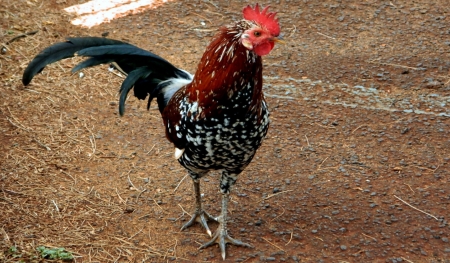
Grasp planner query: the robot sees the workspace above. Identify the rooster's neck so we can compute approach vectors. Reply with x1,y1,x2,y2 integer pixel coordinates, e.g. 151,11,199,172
185,21,264,117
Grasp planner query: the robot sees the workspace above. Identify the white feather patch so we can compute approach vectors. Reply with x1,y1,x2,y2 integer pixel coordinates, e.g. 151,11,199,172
174,148,185,159
159,69,193,104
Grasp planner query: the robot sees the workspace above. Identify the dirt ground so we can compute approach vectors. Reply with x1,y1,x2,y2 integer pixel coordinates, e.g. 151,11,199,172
1,0,450,262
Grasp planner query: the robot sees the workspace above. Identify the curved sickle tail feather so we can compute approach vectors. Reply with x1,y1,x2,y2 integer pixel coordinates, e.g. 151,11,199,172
22,37,192,115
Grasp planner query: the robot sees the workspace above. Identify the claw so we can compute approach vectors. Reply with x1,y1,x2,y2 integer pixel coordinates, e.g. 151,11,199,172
183,176,252,259
180,179,218,236
200,228,252,260
181,210,217,237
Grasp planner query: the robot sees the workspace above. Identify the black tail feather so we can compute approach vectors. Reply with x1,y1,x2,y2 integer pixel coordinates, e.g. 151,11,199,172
72,57,113,73
22,37,127,85
22,37,192,114
119,67,151,116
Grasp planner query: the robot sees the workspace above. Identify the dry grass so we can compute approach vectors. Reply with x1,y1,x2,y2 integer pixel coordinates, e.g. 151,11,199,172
1,48,201,262
0,2,201,261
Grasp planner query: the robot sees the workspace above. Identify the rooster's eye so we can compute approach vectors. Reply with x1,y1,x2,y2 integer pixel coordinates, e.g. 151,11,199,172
254,31,261,37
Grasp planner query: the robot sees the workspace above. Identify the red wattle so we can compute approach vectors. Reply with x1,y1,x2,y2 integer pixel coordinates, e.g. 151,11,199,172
253,42,275,56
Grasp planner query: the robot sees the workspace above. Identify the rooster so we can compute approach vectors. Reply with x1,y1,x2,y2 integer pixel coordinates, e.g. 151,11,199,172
22,4,281,259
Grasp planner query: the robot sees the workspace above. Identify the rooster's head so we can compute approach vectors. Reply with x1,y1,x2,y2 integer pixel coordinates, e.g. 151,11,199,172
241,4,281,56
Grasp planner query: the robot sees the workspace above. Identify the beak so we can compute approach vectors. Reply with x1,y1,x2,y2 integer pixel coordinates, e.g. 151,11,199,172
272,35,285,44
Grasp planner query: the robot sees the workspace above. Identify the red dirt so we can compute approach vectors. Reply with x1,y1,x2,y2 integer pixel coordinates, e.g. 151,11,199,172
1,0,449,262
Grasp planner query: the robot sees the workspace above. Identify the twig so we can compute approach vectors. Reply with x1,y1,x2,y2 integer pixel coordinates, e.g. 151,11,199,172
368,60,422,70
318,164,366,171
173,209,186,222
7,107,33,132
404,183,415,193
317,31,336,40
304,135,310,147
146,144,156,155
84,123,97,157
259,190,293,202
61,170,76,184
109,62,127,76
1,227,10,241
393,195,438,220
262,237,285,252
317,157,329,170
264,93,295,100
6,117,31,132
1,188,23,195
112,236,134,246
192,12,212,24
204,9,223,17
135,189,147,203
189,28,216,32
285,230,294,246
313,122,336,129
51,200,60,212
127,174,138,190
128,227,144,240
352,124,367,134
288,25,297,38
178,204,191,217
113,251,122,263
152,199,163,211
115,188,126,204
401,257,414,263
204,1,219,9
412,165,434,171
1,30,39,50
24,88,66,100
269,204,285,222
173,174,189,193
33,137,51,151
432,165,440,174
362,233,377,241
24,151,46,165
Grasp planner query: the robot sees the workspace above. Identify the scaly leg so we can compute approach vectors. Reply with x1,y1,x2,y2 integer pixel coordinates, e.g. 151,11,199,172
181,179,217,236
200,192,252,260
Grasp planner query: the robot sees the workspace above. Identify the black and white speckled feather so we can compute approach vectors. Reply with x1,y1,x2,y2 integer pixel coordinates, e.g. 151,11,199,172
176,85,269,193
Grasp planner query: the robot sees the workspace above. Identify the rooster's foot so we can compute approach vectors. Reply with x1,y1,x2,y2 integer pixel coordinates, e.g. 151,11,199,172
181,209,217,237
200,227,252,260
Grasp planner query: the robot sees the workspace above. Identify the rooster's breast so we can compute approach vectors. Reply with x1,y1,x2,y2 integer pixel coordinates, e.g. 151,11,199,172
175,98,269,177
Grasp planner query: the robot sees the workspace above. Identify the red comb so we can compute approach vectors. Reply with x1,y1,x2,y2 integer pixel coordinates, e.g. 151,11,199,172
243,3,280,36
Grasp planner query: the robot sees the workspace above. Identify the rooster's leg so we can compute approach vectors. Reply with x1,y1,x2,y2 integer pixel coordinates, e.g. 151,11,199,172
200,172,252,260
181,179,217,236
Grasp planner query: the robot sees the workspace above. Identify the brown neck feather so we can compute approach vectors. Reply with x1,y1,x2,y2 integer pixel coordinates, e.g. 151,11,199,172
185,21,264,119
